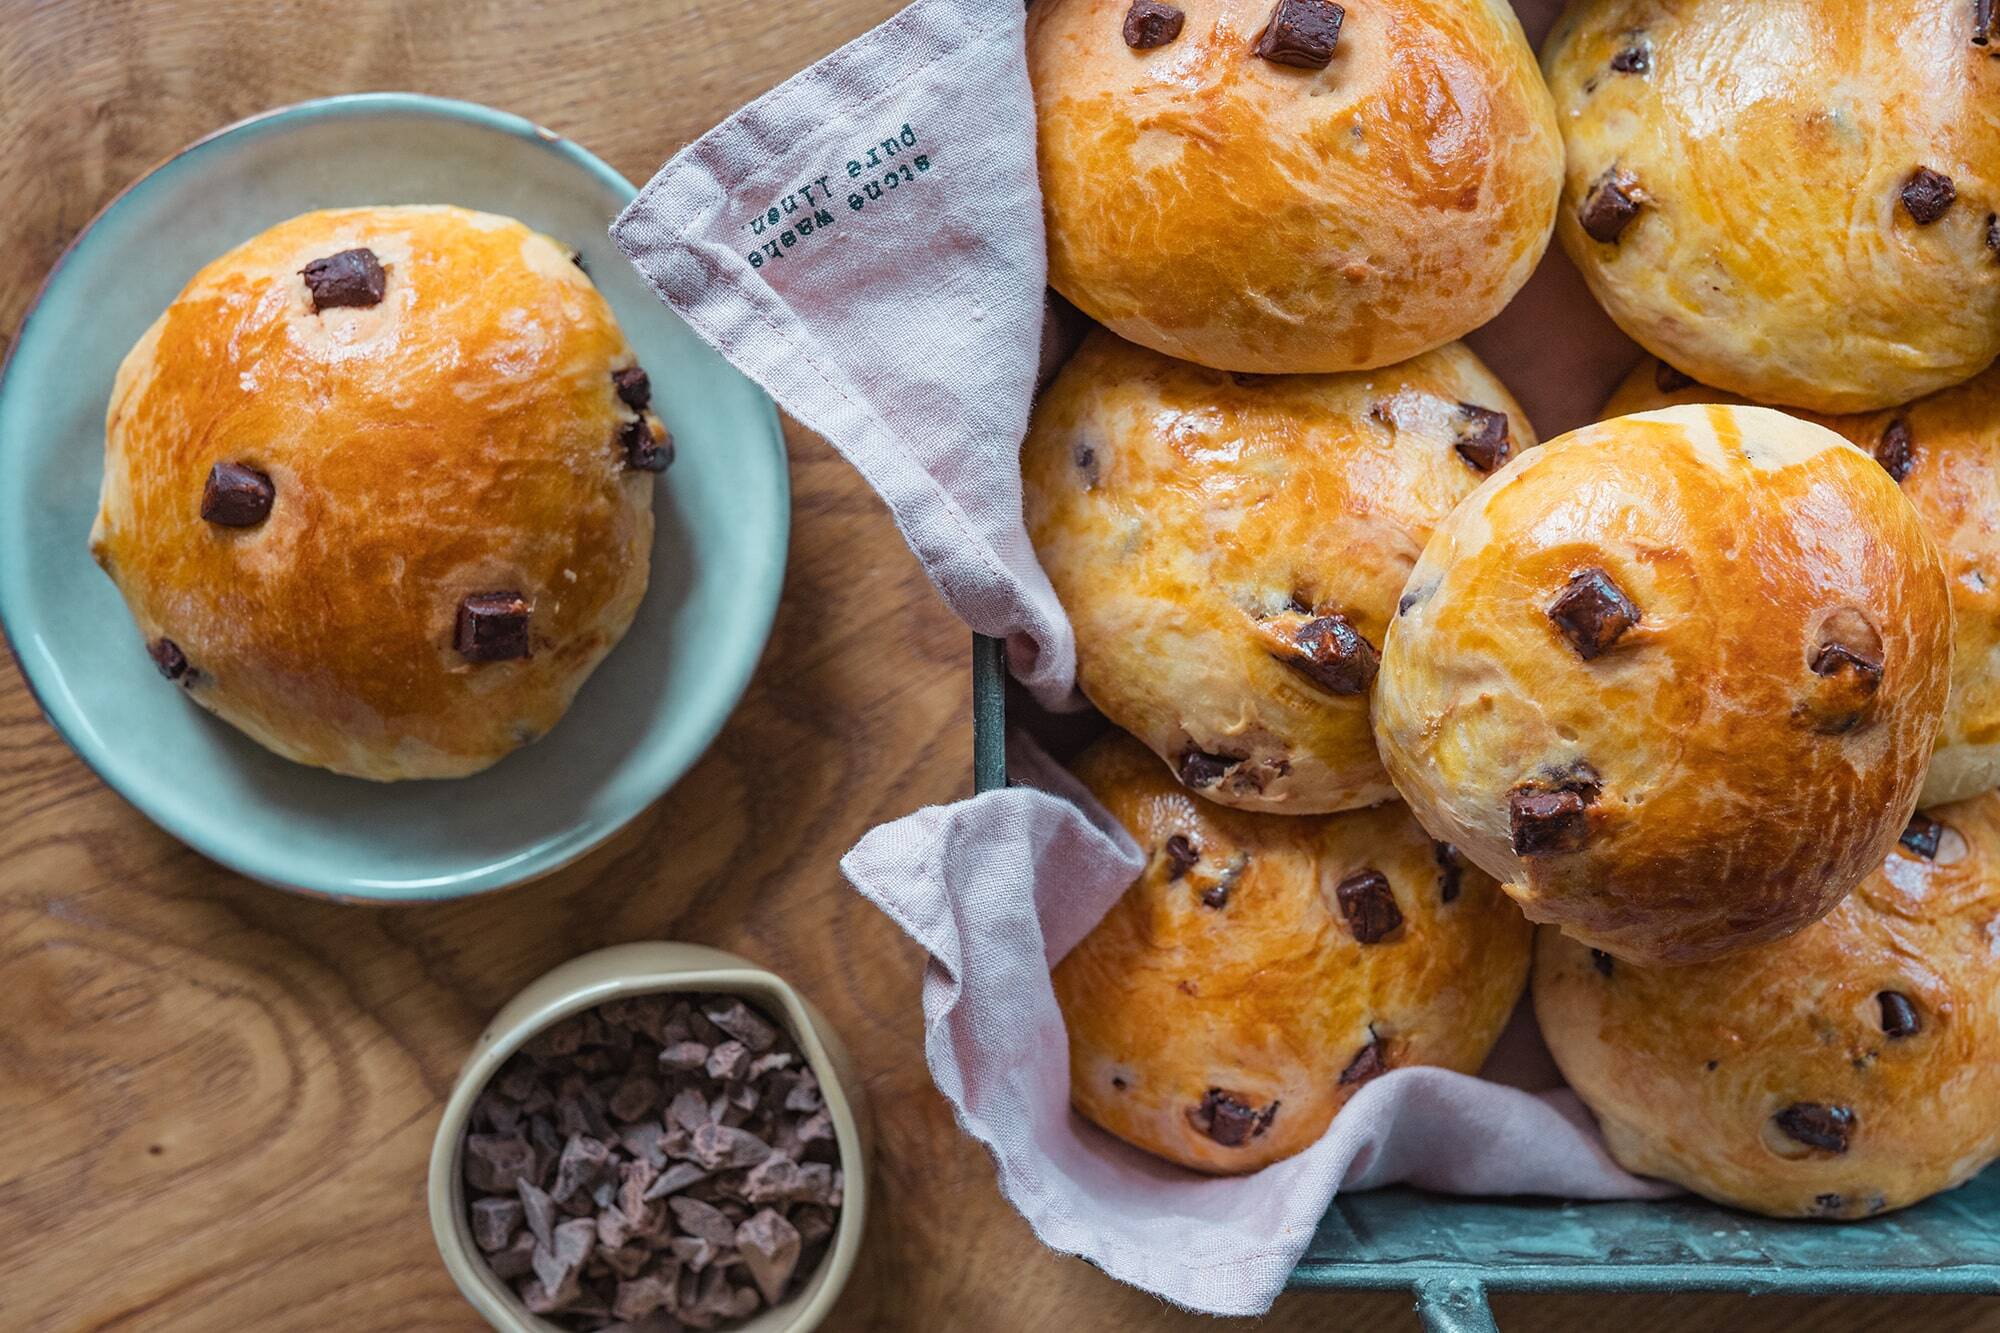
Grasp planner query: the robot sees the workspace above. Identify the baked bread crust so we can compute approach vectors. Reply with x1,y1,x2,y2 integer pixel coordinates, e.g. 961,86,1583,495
91,206,659,780
1544,0,2000,413
1536,790,2000,1219
1606,359,2000,808
1025,329,1536,813
1374,404,1953,964
1054,731,1532,1173
1027,0,1562,373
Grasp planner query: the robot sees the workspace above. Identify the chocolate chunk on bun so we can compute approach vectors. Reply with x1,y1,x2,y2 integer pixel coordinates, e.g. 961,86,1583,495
1373,404,1952,965
1053,732,1531,1174
1023,329,1536,813
90,206,664,780
1026,0,1561,373
1536,791,2000,1219
1607,359,2000,808
1543,0,2000,413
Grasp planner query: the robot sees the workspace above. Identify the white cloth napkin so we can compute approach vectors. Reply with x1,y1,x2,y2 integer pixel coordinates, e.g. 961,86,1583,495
611,0,1669,1316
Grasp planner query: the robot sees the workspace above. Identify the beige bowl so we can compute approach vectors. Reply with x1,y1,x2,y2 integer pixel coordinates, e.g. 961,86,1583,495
427,942,871,1332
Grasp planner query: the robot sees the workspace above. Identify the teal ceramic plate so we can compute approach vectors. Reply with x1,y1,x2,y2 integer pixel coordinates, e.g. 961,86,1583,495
0,94,789,902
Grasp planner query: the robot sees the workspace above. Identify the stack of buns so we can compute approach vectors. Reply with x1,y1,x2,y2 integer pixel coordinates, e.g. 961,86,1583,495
1022,0,2000,1219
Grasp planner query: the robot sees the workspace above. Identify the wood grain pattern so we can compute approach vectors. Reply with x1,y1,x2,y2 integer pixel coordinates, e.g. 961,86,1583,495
0,2,1993,1329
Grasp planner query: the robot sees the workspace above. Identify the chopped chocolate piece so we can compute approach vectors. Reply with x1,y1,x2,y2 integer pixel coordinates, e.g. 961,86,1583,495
613,366,652,411
1773,1102,1855,1153
1453,404,1512,474
1900,167,1956,225
455,591,532,662
551,1134,613,1204
533,1216,598,1300
608,1075,662,1124
1591,949,1614,977
487,1232,536,1281
704,1000,780,1053
1196,852,1248,910
149,637,190,683
796,1162,842,1206
471,1196,523,1252
1548,567,1639,659
1875,417,1915,482
668,1086,711,1134
1878,990,1921,1038
660,1040,710,1072
644,1160,713,1201
526,1017,585,1060
1339,1035,1390,1086
691,1122,773,1171
1335,869,1404,944
612,1274,677,1321
737,1209,803,1304
464,1134,537,1194
1509,786,1592,856
1655,361,1696,393
1122,0,1185,48
1900,814,1944,859
671,1234,720,1272
1177,747,1239,789
1807,610,1885,737
1255,0,1344,68
620,416,674,472
748,1051,794,1079
1433,841,1464,903
1189,1088,1274,1147
1163,833,1199,880
618,1122,669,1171
792,1204,835,1246
200,462,275,527
742,1154,807,1204
785,1074,824,1114
603,1242,656,1280
706,1040,750,1082
1609,44,1649,73
1579,167,1644,243
1281,613,1380,694
300,247,387,312
670,1195,738,1246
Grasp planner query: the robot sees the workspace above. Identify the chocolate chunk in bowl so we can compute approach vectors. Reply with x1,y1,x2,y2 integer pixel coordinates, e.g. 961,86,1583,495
429,944,868,1333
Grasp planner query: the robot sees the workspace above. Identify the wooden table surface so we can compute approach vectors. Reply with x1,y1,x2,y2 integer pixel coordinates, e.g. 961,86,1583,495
0,2,1994,1329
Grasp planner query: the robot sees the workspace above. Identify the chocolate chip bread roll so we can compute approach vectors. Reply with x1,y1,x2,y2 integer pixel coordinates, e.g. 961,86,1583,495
1374,404,1953,965
1027,0,1562,373
91,206,663,780
1054,731,1532,1174
1024,329,1535,814
1606,359,2000,808
1543,0,2000,413
1536,791,2000,1219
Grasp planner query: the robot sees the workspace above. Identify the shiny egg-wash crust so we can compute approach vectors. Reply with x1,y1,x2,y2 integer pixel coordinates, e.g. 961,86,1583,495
1607,359,2000,809
1543,0,2000,414
1536,790,2000,1220
91,206,660,781
1027,0,1562,373
1024,329,1537,814
1374,404,1953,966
1053,731,1532,1174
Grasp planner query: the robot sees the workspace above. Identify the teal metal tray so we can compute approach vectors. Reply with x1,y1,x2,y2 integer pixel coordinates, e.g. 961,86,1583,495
971,635,2000,1328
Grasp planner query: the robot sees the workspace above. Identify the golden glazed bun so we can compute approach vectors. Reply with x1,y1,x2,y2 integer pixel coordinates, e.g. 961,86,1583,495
1543,0,2000,414
91,206,666,781
1054,731,1531,1174
1607,359,2000,809
1024,329,1536,814
1374,404,1953,965
1026,0,1562,373
1536,791,2000,1219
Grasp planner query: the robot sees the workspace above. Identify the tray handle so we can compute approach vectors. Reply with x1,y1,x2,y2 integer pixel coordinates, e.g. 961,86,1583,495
1413,1276,1498,1332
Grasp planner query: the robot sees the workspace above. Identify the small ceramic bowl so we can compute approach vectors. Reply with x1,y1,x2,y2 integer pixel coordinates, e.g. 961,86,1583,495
0,93,789,901
428,943,870,1332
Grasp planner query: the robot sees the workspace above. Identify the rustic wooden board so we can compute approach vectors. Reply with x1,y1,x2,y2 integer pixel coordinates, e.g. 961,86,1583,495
0,2,1993,1329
